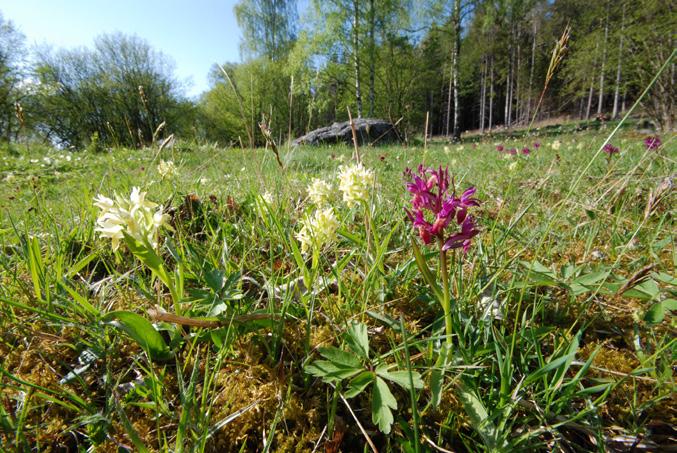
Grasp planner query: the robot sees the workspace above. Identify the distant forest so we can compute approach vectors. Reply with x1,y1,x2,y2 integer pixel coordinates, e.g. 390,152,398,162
0,0,673,148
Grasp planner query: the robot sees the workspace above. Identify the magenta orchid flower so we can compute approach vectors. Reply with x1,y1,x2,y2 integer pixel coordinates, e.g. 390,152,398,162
404,166,480,253
644,136,662,150
603,143,620,155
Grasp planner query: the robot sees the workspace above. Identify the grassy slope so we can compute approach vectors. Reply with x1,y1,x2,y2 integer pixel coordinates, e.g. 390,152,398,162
0,128,675,451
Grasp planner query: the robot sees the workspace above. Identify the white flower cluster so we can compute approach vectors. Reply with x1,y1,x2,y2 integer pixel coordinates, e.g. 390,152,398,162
337,163,374,207
307,178,333,206
157,160,177,178
551,140,562,151
94,187,169,251
295,208,339,254
261,191,274,205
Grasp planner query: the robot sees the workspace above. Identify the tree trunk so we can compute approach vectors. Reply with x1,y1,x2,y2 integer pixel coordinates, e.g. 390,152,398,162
445,52,453,136
527,20,536,124
586,43,599,120
504,49,511,127
515,40,521,125
488,56,494,131
597,4,609,116
368,0,375,117
353,0,363,118
612,3,625,119
451,0,461,141
480,56,486,134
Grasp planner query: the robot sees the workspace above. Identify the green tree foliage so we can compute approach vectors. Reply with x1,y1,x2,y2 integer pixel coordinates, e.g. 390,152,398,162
32,33,192,148
234,0,298,61
0,12,26,141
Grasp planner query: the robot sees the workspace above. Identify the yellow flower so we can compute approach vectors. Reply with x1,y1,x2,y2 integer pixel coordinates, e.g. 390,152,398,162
551,140,562,151
296,208,339,254
157,160,177,178
94,187,169,251
338,163,374,207
307,178,333,206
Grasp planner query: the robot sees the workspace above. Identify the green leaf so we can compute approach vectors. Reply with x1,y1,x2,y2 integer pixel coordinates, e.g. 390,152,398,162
102,311,170,360
430,344,450,407
304,360,362,383
623,279,660,301
372,377,397,434
524,352,577,386
58,281,99,317
457,385,499,450
345,322,369,359
366,310,402,333
376,367,423,391
644,299,676,325
573,270,610,286
344,371,374,398
123,234,174,290
319,347,362,369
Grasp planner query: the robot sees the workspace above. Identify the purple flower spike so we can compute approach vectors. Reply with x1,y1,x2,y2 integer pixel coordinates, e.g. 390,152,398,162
522,147,531,155
508,148,517,155
404,165,480,253
644,136,662,150
534,142,541,149
496,145,504,152
603,143,620,155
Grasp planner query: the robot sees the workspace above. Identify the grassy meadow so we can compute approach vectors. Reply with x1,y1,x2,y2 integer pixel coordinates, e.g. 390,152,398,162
0,125,675,451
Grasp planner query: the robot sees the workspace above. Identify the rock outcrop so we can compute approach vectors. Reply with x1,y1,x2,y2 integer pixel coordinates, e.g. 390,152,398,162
292,118,400,146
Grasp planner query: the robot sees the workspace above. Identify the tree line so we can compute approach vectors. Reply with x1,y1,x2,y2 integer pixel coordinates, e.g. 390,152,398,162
0,0,673,149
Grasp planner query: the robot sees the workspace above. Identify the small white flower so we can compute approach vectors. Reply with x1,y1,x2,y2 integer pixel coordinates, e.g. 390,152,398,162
443,146,450,153
157,160,177,178
551,140,562,151
199,177,209,185
296,208,339,254
261,191,274,205
307,178,333,206
508,161,518,172
4,173,15,182
337,163,374,207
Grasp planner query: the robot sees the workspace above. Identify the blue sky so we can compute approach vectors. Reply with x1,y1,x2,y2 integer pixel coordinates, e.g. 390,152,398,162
0,0,244,97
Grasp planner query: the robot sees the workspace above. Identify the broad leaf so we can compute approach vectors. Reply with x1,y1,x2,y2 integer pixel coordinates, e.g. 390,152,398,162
102,311,170,360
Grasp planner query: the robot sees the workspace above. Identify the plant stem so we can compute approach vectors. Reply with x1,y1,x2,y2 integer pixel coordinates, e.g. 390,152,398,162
438,238,452,349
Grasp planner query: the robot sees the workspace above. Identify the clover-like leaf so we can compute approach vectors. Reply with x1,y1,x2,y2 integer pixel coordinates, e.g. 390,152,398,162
372,377,397,434
344,371,374,398
345,322,369,359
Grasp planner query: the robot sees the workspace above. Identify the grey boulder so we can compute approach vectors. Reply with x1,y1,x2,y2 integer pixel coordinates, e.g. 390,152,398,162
292,118,400,146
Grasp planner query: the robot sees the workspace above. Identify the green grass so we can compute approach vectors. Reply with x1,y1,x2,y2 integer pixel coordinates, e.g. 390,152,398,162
0,127,675,452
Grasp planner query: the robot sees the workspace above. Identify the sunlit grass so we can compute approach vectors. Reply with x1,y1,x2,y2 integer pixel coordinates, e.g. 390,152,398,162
0,127,674,451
